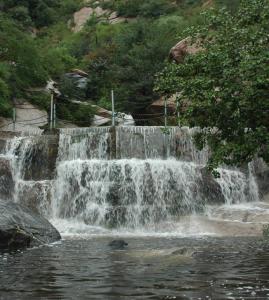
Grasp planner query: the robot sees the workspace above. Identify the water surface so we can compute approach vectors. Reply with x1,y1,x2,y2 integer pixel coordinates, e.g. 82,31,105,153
1,236,269,300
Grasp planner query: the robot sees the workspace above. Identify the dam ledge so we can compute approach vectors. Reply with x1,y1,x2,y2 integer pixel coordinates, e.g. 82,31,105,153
0,126,268,237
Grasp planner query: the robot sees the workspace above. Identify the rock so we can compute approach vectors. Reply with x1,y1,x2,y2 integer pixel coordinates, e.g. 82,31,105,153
72,6,129,32
108,240,128,249
0,199,61,250
146,95,177,114
200,167,225,205
202,0,214,7
73,7,94,32
0,159,14,200
251,159,269,199
169,37,202,64
17,181,52,216
73,6,110,32
22,135,59,181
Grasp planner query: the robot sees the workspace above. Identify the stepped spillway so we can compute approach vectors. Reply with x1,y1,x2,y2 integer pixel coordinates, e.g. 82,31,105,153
0,127,264,236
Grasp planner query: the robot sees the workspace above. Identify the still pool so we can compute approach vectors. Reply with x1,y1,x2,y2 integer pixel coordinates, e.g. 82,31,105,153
1,236,269,300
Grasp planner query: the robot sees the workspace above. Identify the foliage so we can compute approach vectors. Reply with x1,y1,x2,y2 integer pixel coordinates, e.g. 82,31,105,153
156,0,269,169
0,15,47,101
27,91,51,110
0,0,244,124
82,17,188,113
0,0,81,27
42,47,77,78
56,100,95,126
116,0,175,18
0,78,12,117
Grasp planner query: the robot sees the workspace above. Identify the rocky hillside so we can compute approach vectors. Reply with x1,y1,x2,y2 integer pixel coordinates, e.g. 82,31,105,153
0,0,240,126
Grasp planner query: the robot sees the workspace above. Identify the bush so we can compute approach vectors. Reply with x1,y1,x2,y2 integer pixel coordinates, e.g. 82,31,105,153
140,0,174,17
57,100,95,126
107,0,174,18
27,91,51,111
42,47,77,78
8,6,32,27
156,0,269,168
0,79,12,118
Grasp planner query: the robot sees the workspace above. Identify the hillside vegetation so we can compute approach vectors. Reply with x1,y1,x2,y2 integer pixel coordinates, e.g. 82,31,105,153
0,0,239,124
156,0,269,168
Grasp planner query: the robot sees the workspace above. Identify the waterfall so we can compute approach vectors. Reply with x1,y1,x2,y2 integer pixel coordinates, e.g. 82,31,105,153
50,127,259,233
116,126,209,163
0,126,261,234
0,133,52,216
58,127,111,161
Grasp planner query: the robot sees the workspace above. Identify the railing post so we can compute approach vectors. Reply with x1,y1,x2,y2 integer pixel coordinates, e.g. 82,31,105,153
53,102,56,129
12,106,16,132
164,95,167,129
176,92,180,127
50,91,54,131
111,90,115,127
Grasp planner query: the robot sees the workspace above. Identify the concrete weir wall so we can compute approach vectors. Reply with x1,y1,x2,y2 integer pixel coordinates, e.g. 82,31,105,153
0,127,268,220
0,131,59,214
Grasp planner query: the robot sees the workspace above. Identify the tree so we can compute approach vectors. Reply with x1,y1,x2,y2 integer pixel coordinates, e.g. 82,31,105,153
156,0,269,169
0,16,47,89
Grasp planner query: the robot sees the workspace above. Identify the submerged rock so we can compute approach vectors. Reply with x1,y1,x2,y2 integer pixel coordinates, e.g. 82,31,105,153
0,199,61,250
109,240,128,249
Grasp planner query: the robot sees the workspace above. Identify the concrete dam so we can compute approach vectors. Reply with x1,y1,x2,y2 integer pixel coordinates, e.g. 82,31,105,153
0,126,268,235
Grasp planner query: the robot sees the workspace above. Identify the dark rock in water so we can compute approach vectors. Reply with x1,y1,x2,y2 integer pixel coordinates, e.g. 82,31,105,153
252,159,269,198
200,167,225,205
109,240,128,249
0,159,14,200
0,199,61,250
171,247,189,256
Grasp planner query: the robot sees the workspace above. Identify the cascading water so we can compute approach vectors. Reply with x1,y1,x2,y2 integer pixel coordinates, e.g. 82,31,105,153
116,126,209,163
57,127,112,161
0,126,262,235
49,126,259,235
0,133,53,216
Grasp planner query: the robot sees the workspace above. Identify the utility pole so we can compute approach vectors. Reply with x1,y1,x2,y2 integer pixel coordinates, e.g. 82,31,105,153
53,102,56,129
50,91,54,131
111,89,115,126
12,106,16,132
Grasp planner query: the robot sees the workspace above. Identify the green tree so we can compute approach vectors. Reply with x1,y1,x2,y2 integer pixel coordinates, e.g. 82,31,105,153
0,16,47,88
156,0,269,169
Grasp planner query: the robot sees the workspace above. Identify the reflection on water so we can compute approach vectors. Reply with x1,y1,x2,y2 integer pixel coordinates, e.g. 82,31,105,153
1,237,269,300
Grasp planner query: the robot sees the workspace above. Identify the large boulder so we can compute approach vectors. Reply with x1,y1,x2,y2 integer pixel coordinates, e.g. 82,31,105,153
73,6,110,32
169,37,202,64
72,6,128,32
0,199,61,250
